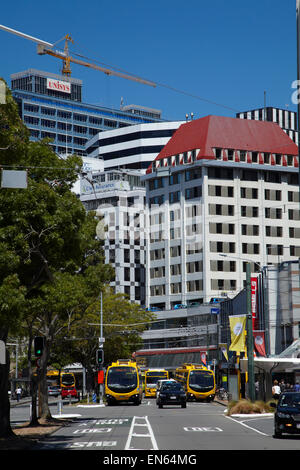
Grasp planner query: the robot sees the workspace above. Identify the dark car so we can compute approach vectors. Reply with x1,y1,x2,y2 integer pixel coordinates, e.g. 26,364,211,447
156,381,186,408
272,392,300,438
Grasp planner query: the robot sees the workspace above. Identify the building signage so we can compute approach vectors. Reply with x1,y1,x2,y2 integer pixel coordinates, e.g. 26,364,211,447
47,78,71,94
80,179,130,195
251,277,258,329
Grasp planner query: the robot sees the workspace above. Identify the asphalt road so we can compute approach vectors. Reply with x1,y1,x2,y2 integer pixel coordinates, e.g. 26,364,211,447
10,397,300,454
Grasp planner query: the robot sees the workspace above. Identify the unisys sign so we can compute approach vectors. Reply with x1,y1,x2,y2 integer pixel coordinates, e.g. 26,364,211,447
47,78,71,94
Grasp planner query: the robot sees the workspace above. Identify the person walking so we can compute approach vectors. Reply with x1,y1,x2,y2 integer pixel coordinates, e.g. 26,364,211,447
294,381,300,392
16,386,22,402
272,380,281,399
279,379,285,392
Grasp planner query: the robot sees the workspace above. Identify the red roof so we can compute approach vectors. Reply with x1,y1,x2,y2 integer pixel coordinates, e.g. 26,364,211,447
146,115,298,173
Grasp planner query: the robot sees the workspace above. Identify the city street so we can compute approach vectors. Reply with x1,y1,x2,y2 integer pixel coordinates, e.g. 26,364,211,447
10,397,300,453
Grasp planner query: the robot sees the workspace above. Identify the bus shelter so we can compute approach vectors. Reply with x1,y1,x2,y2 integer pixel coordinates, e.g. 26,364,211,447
240,357,300,401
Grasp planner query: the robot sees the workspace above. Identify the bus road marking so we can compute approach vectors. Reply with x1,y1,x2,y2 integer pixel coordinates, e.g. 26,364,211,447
184,426,223,432
69,441,117,449
73,428,112,434
125,416,158,450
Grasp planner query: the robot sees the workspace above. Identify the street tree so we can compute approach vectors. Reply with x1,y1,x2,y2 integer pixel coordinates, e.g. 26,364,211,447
0,80,113,436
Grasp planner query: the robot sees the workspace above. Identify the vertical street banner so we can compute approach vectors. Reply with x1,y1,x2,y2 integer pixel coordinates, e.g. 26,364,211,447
229,315,247,352
251,277,258,330
200,351,207,365
219,343,228,361
253,331,266,357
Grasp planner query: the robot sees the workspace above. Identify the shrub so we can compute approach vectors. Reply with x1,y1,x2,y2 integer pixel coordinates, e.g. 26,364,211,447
226,399,274,415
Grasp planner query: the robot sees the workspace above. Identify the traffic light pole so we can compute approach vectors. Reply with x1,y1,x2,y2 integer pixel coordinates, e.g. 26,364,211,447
98,291,104,405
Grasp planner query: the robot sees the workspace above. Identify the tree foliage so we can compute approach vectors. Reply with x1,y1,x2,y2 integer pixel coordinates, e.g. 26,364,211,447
0,80,116,435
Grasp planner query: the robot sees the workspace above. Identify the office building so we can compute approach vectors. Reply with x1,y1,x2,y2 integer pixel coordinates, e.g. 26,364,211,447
11,68,165,156
143,115,300,310
80,169,146,304
85,121,183,172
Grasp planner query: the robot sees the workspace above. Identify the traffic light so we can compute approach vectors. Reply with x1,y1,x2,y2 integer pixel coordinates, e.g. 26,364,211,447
96,348,104,365
34,336,44,357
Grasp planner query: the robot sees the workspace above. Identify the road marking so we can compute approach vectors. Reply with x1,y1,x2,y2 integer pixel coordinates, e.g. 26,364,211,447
73,427,112,434
184,426,223,432
125,416,158,450
69,441,117,449
225,415,268,436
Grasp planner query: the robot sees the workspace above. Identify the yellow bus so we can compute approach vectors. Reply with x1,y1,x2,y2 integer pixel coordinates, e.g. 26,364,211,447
144,368,169,397
174,363,216,402
105,359,143,406
60,372,76,389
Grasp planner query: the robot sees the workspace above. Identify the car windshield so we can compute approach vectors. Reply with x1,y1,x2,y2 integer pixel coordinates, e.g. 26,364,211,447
279,393,300,407
161,383,183,392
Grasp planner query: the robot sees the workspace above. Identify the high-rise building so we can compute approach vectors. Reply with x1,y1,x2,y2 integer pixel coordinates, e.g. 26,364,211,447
80,169,146,305
11,68,165,157
143,115,300,309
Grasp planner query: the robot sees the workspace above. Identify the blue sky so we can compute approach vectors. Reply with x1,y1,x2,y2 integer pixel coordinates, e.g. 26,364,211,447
0,0,298,121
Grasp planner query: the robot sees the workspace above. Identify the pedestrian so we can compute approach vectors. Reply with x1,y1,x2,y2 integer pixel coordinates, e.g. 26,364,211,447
255,380,259,400
294,381,300,392
279,379,285,392
16,386,22,402
272,380,281,400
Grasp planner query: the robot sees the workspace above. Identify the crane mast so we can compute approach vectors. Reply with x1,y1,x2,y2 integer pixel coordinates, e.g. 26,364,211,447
0,24,156,87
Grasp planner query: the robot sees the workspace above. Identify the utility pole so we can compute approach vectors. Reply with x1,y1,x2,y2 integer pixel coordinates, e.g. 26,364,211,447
246,263,255,401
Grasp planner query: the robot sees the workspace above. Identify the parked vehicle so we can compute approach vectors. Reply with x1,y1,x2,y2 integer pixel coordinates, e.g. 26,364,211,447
48,385,61,397
272,392,300,438
174,304,187,309
156,381,187,408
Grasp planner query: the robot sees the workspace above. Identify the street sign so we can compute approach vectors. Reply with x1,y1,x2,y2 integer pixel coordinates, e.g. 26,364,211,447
211,307,220,315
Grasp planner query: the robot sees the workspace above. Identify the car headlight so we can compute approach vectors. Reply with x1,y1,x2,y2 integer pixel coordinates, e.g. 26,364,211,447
277,412,290,418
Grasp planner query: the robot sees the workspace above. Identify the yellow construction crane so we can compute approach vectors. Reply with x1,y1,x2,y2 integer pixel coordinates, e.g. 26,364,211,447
0,24,156,87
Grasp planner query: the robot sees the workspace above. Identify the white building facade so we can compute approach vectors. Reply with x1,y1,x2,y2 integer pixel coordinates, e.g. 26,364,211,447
80,169,146,304
143,115,300,310
85,121,183,172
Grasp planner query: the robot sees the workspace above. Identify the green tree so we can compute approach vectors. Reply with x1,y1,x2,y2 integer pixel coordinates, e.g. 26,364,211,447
0,80,113,436
66,289,154,387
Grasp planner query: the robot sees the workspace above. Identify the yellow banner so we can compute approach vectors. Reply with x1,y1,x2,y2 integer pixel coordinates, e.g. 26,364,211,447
229,315,246,352
219,343,228,361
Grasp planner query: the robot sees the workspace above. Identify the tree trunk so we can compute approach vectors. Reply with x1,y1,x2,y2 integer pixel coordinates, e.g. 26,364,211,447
38,340,52,421
30,373,39,426
0,349,14,438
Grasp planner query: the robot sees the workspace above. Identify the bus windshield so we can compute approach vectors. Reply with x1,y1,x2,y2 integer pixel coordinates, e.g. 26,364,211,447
188,370,214,392
145,372,168,386
107,367,138,393
61,374,75,386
